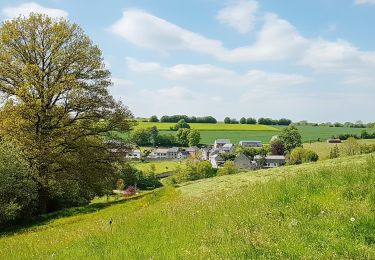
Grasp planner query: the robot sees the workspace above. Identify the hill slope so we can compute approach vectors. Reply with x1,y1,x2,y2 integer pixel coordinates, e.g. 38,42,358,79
1,154,374,259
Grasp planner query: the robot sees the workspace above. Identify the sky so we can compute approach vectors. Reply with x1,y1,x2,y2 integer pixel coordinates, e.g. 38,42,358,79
0,0,374,123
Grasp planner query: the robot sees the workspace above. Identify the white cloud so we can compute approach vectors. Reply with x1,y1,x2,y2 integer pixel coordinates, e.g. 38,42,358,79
354,0,375,5
156,86,195,100
110,10,224,55
1,2,68,19
127,57,310,88
216,0,259,33
218,13,309,62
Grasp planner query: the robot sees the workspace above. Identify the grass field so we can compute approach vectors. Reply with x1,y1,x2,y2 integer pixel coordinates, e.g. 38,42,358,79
131,160,185,174
304,139,375,160
1,154,374,259
160,126,374,145
135,122,278,131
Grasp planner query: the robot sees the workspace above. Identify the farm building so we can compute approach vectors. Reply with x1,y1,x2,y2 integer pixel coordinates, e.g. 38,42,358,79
222,143,235,153
327,139,342,143
127,150,141,159
150,147,179,159
239,140,263,147
177,151,189,159
214,139,231,149
254,155,286,168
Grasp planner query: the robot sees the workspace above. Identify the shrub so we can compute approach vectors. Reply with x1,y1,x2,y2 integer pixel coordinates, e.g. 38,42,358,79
0,142,37,226
289,147,319,165
271,138,285,155
217,161,238,176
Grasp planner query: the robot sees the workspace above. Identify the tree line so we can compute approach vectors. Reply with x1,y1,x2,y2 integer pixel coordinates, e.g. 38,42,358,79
150,115,218,123
224,117,292,125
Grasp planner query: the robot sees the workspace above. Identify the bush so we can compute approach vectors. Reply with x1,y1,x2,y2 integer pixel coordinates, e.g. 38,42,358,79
0,142,37,226
217,161,238,176
289,147,319,165
175,161,217,183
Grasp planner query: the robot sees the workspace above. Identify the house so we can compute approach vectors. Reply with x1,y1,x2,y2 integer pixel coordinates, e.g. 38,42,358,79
210,154,225,168
239,140,263,147
234,153,255,169
214,139,231,149
200,148,210,160
151,147,179,159
177,151,189,159
127,149,141,159
254,155,286,168
222,143,234,153
186,146,199,158
327,139,342,144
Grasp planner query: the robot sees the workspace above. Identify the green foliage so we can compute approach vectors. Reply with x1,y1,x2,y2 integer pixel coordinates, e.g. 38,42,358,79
341,137,361,156
239,117,246,124
217,161,238,176
0,14,134,214
289,147,319,165
176,128,191,146
270,138,285,155
175,160,217,182
117,163,161,190
329,145,340,159
0,142,37,226
188,129,201,146
246,117,257,124
224,117,231,124
149,115,159,122
279,125,302,152
169,119,191,130
129,128,152,146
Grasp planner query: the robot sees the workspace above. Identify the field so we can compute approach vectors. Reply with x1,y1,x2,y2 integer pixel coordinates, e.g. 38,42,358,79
304,139,375,160
135,121,278,131
160,126,374,145
1,154,374,259
131,160,185,174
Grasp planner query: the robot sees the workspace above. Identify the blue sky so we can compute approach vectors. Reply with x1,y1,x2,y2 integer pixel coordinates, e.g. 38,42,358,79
0,0,375,122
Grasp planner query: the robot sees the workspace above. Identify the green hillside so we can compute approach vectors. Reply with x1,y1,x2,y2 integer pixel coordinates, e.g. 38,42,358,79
1,154,374,259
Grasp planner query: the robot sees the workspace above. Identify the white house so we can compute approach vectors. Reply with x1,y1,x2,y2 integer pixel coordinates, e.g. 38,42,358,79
214,139,231,149
239,140,263,147
150,147,179,159
177,151,189,159
254,155,286,168
210,154,225,168
222,143,234,153
127,149,141,159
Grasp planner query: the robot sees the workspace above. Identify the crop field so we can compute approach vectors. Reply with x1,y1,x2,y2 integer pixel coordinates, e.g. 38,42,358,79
135,122,278,131
1,154,374,259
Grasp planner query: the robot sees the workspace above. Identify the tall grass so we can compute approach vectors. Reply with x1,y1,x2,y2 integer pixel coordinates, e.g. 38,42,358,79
0,154,374,259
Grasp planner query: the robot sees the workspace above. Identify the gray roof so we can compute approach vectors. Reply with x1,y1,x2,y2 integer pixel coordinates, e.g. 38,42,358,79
215,139,231,144
186,146,199,152
254,155,285,160
168,147,179,153
223,143,234,148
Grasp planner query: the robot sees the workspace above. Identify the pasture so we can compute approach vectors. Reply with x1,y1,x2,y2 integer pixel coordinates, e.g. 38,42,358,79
1,154,374,259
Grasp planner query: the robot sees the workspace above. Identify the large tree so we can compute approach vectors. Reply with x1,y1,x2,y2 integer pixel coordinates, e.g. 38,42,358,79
0,14,134,214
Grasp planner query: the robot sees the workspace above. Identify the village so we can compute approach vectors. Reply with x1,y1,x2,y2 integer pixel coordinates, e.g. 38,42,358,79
127,138,286,170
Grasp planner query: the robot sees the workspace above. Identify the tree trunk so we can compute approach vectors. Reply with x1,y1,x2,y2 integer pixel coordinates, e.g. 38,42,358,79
38,187,48,214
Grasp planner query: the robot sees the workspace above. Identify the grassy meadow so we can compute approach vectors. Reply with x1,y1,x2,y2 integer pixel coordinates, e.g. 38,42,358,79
131,160,185,174
304,139,375,160
1,153,374,259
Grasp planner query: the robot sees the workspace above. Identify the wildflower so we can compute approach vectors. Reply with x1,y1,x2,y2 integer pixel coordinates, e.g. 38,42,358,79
350,217,355,222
